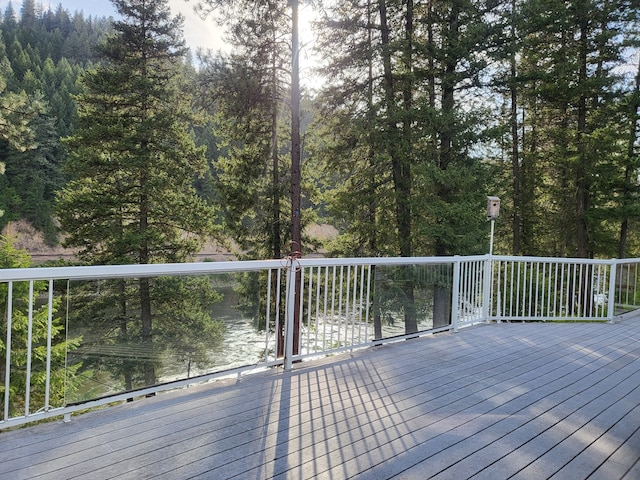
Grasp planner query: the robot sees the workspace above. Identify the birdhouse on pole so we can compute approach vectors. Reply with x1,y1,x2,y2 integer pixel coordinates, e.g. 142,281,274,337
487,196,500,220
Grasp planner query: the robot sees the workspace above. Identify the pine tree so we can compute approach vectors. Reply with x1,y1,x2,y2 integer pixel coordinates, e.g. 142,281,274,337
197,1,302,261
56,0,222,388
514,0,639,258
197,1,307,355
0,33,41,154
314,0,492,332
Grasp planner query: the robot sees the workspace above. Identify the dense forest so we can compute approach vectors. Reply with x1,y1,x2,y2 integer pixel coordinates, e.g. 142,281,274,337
0,0,112,243
0,0,639,261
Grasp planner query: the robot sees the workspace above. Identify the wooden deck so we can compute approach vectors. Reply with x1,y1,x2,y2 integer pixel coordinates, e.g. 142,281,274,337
1,314,640,480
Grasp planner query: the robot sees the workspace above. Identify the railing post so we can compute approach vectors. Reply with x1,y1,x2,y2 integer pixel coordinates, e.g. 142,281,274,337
44,279,54,412
284,258,299,371
451,257,461,332
482,254,492,323
607,259,618,321
4,282,13,423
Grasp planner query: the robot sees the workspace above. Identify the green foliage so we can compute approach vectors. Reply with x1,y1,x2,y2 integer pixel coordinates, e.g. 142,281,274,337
197,1,293,260
0,53,42,153
488,0,640,257
311,0,640,259
0,0,638,263
64,275,226,398
0,3,112,240
313,0,492,259
0,236,82,416
57,0,219,265
56,0,223,390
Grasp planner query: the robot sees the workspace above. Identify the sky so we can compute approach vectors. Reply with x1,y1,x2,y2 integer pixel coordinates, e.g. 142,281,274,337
0,0,228,52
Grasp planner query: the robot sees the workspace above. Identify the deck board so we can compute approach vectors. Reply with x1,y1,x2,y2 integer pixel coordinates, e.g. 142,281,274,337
1,316,639,480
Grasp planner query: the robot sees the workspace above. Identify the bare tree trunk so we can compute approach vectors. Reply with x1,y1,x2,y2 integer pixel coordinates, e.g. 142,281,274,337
509,0,521,255
118,279,133,397
618,49,640,259
139,178,155,386
290,0,302,355
432,2,460,329
575,3,592,260
139,277,155,386
367,0,382,340
378,0,417,334
433,285,451,329
272,44,281,261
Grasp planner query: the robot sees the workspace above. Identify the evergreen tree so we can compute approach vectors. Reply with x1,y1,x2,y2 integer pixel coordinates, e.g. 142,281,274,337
0,2,113,240
0,33,42,154
197,0,318,356
56,0,223,388
197,1,313,262
512,0,639,258
313,0,492,332
618,54,640,258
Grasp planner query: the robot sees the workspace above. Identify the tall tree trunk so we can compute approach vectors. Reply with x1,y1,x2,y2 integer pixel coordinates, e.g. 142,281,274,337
139,178,155,385
139,276,155,386
290,0,302,355
575,3,594,315
619,55,640,259
400,0,414,256
432,1,461,329
118,279,133,395
272,46,281,261
509,0,521,255
575,7,591,259
427,2,435,108
378,0,417,334
367,0,382,339
401,0,417,333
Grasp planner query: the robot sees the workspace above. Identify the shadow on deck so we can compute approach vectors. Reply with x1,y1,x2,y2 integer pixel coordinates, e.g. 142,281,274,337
1,314,639,479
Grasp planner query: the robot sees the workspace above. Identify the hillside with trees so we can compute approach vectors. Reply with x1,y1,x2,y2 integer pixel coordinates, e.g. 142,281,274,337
0,0,113,244
0,0,639,263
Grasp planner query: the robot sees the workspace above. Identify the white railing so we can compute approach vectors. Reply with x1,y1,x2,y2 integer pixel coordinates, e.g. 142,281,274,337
1,254,638,429
291,256,472,366
614,259,640,310
489,256,618,322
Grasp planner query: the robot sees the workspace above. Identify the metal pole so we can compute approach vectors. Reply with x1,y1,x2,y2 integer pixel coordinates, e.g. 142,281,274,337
484,219,496,322
451,257,461,332
489,219,495,256
607,259,618,321
284,260,297,371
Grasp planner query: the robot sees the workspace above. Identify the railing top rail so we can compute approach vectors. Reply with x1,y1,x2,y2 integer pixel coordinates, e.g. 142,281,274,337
612,258,640,265
490,255,618,265
1,254,639,283
0,259,287,282
297,255,487,267
298,255,640,268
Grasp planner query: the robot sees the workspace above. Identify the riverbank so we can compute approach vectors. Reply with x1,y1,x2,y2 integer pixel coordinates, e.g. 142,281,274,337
2,219,338,264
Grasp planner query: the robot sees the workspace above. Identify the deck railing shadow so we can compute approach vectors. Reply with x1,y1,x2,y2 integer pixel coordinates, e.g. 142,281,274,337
1,254,639,429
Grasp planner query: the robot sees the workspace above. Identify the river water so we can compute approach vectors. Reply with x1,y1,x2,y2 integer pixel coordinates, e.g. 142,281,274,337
66,277,438,402
202,285,274,371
